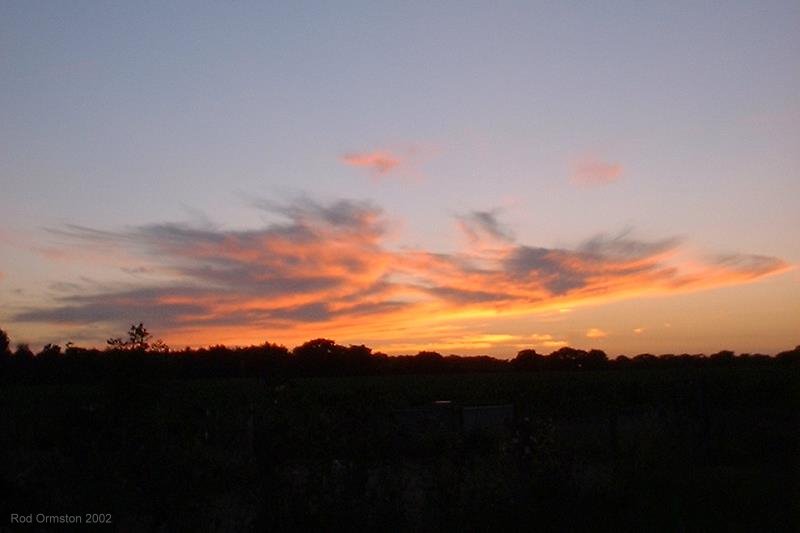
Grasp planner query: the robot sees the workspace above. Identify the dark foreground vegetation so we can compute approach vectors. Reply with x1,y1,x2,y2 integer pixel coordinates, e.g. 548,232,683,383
1,326,798,531
2,324,799,383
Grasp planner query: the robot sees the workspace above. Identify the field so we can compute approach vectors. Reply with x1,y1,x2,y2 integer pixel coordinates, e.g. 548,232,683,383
2,366,798,531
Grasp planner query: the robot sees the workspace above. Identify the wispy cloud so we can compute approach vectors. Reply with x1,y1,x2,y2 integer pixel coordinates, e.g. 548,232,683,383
571,156,624,187
712,253,788,277
12,196,790,351
342,150,401,176
457,209,515,247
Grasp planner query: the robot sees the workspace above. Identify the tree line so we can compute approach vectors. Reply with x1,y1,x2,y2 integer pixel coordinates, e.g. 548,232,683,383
1,324,798,383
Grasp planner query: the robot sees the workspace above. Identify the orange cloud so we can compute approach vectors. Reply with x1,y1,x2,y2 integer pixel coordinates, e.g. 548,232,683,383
586,328,608,339
342,151,401,176
12,198,790,353
571,157,624,186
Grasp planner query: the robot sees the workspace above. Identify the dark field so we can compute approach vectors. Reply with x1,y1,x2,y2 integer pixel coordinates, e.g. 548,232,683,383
2,367,798,531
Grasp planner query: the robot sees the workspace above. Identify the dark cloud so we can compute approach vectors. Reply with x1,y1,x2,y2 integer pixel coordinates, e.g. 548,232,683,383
714,253,789,277
251,197,385,236
47,224,124,243
457,210,514,244
426,286,514,304
505,247,587,294
271,302,332,322
15,291,208,326
578,230,680,260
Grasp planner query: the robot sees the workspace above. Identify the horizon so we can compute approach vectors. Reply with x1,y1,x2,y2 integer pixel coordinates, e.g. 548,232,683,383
2,3,799,356
1,324,797,361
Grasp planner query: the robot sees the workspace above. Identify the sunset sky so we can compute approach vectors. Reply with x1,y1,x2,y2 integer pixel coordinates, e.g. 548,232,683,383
1,2,798,356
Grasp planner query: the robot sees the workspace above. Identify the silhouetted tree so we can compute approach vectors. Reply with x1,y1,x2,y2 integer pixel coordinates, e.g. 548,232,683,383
293,338,340,359
291,339,382,375
710,350,735,365
776,345,800,363
344,344,376,372
38,343,63,358
107,322,154,351
14,343,34,359
0,328,10,358
614,354,631,367
150,339,170,353
547,347,608,370
128,322,151,350
0,323,796,383
292,338,345,375
584,349,609,369
632,353,657,366
512,349,545,371
412,351,445,373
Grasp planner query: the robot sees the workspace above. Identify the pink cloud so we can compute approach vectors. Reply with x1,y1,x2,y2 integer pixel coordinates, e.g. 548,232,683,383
571,157,624,186
342,151,401,176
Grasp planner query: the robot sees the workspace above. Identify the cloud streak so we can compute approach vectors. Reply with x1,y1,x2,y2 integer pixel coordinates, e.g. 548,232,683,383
342,151,401,176
11,197,790,351
571,157,624,186
457,210,515,247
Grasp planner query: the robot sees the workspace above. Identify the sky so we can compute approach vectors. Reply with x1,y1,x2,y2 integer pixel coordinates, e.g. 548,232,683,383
1,1,798,356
